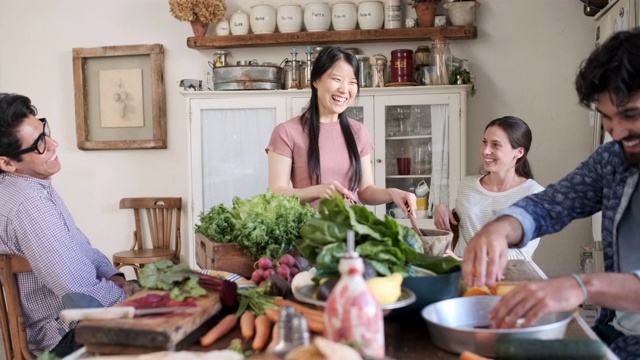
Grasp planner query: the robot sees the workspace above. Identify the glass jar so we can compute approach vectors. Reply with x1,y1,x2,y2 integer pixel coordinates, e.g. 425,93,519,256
430,38,452,85
357,55,371,88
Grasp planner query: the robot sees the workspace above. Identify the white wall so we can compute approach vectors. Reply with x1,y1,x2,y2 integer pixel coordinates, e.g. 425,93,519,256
0,0,595,278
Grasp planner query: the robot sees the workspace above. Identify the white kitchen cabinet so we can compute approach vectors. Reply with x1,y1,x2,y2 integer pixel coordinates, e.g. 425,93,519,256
182,85,468,266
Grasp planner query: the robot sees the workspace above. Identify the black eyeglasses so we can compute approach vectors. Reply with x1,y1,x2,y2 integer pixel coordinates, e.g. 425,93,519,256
6,118,50,158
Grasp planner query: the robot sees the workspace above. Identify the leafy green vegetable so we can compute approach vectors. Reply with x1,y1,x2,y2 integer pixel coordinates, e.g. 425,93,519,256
138,260,207,300
297,194,427,279
234,283,277,317
196,191,317,259
170,277,207,301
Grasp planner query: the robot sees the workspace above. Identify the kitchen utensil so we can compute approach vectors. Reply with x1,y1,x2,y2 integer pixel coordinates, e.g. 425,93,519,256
294,284,416,316
421,296,573,356
387,207,407,219
409,214,423,237
60,306,189,322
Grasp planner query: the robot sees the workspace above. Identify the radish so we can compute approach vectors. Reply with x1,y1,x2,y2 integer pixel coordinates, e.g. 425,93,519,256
276,264,291,282
279,254,295,268
251,269,265,283
263,268,275,278
257,257,273,270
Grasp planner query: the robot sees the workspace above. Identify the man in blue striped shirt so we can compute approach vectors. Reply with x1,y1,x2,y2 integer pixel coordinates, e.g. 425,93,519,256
0,93,129,356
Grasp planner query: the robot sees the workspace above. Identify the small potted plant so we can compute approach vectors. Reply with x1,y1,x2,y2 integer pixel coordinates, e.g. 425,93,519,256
169,0,227,36
407,0,441,28
449,67,477,96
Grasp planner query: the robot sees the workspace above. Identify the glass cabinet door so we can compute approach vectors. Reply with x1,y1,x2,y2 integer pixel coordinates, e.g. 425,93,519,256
189,97,287,214
373,93,461,225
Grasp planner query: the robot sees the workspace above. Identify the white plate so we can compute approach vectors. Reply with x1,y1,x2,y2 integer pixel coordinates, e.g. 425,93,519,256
293,284,416,311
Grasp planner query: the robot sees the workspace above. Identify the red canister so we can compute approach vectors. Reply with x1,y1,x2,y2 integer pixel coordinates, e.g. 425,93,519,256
390,49,414,84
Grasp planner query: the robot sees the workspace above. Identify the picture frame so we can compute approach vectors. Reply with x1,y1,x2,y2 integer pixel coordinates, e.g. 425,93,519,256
72,44,166,150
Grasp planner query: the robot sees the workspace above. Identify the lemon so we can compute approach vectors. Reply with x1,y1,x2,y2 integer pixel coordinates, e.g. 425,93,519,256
366,272,403,305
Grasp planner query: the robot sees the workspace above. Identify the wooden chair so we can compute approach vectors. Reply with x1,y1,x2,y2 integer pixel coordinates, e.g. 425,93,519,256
112,197,182,277
0,254,34,360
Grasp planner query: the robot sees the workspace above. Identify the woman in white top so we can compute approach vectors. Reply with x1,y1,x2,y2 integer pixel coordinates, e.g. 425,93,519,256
434,116,544,260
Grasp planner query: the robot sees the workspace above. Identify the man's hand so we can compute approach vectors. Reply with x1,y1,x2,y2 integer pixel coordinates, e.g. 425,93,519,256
489,277,584,329
109,274,128,288
462,216,523,288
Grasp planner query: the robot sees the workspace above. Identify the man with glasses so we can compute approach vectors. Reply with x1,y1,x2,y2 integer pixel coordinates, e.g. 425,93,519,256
0,93,129,357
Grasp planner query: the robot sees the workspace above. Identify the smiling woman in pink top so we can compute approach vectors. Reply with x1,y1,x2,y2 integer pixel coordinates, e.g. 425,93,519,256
266,46,416,214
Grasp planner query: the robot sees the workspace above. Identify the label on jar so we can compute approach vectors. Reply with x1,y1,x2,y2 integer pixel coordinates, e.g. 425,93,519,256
384,0,402,29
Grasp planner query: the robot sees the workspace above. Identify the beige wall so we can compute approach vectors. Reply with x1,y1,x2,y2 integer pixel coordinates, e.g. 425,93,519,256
0,0,595,278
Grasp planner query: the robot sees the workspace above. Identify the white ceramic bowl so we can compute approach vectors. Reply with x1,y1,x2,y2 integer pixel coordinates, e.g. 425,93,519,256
250,4,277,34
332,2,357,31
277,4,303,33
304,2,331,32
421,296,573,357
230,11,250,35
358,0,384,30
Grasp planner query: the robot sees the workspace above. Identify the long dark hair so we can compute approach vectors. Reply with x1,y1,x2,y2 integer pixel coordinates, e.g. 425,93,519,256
575,28,640,108
484,116,534,179
0,93,38,169
302,46,362,191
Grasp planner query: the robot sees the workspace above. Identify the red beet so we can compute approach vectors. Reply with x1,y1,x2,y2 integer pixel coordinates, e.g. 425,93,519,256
276,264,291,282
251,269,265,283
279,254,295,268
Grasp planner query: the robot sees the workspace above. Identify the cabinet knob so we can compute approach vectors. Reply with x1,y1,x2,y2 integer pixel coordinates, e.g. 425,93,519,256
376,158,383,163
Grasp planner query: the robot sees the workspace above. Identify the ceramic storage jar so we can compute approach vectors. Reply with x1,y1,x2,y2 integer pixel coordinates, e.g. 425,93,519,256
358,1,384,30
332,2,357,31
230,11,250,35
250,4,277,34
304,2,331,32
277,4,303,33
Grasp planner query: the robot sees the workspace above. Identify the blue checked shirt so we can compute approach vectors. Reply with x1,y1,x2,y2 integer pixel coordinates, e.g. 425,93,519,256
0,173,126,355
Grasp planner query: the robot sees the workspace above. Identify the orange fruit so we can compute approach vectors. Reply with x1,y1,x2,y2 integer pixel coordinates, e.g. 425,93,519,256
463,286,491,297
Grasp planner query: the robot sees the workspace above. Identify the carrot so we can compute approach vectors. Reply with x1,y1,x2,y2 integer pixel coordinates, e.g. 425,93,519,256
252,314,272,351
267,322,279,349
240,311,255,340
265,307,280,323
306,314,325,334
273,298,325,319
200,314,238,347
459,351,492,360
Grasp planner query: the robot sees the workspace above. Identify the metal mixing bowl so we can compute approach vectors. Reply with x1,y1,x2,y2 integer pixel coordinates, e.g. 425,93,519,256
421,296,573,356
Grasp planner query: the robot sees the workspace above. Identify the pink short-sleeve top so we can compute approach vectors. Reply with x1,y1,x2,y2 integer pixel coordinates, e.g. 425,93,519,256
266,116,374,205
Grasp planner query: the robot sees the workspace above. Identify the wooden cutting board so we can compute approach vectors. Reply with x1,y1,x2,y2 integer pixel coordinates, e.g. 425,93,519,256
75,289,222,354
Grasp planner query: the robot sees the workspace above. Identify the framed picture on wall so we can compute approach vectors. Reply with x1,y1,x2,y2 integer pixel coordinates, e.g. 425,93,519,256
72,44,166,150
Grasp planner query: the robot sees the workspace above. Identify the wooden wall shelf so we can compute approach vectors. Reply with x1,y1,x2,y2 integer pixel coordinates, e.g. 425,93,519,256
187,26,477,49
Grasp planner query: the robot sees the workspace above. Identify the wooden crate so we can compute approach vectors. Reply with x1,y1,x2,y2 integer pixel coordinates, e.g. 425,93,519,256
195,232,255,278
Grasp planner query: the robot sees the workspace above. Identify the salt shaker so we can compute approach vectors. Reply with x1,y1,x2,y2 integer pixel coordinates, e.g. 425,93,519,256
324,230,385,358
269,304,311,356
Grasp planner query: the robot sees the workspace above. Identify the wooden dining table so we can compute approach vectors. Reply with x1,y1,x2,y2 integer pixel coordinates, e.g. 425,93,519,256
68,260,617,359
179,260,616,360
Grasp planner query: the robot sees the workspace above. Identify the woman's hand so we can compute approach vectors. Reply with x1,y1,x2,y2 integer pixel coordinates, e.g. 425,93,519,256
388,188,417,217
317,180,356,202
434,204,457,231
